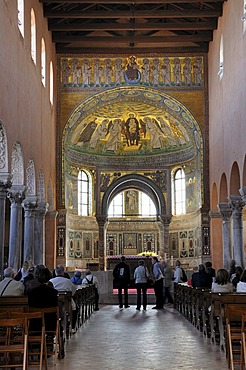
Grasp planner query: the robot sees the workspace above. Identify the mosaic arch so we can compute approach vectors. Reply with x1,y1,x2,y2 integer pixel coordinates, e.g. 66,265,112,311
0,120,8,173
63,86,203,170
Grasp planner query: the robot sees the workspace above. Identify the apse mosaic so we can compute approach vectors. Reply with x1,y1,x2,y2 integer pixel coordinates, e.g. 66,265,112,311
64,87,202,166
60,55,204,89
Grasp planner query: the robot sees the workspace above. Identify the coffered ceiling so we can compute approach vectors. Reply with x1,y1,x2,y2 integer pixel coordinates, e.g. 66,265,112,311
40,0,227,54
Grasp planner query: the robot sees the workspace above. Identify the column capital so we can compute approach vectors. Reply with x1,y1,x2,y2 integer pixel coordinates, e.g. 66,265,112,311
96,215,108,227
36,201,49,218
228,195,245,212
158,214,172,225
7,185,26,205
239,187,246,202
23,196,38,217
0,172,12,190
217,202,232,220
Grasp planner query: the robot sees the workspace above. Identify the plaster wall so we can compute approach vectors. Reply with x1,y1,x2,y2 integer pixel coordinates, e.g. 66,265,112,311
208,0,246,193
0,0,57,202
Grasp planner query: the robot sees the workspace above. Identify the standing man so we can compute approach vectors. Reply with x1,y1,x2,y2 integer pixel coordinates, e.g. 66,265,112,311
113,256,130,309
152,257,165,309
162,260,174,306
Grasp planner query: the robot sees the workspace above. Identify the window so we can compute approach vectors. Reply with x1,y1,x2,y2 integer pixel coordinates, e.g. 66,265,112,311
173,168,186,215
108,190,156,217
78,170,92,216
41,38,46,86
108,193,123,217
17,0,24,37
139,192,156,216
31,9,36,64
50,61,54,104
242,0,246,33
218,35,224,79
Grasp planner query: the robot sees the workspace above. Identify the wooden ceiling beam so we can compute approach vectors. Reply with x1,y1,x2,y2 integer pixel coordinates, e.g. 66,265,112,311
41,0,225,4
45,9,222,19
56,44,209,53
49,21,217,31
52,34,212,43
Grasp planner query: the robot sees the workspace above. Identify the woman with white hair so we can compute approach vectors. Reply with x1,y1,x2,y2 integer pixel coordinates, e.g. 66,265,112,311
0,267,24,296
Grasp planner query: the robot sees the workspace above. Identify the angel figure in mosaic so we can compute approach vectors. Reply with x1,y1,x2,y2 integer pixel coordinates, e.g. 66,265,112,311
105,119,122,152
89,119,109,149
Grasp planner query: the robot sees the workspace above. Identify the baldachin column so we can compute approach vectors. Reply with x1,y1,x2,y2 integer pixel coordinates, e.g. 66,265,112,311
96,215,108,271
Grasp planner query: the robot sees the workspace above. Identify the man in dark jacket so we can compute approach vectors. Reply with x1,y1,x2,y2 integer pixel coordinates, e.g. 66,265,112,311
191,264,212,289
113,256,130,309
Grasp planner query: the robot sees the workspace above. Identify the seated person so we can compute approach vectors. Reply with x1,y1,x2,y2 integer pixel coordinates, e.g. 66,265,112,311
71,271,83,285
231,266,243,288
25,264,53,294
28,267,58,331
236,269,246,292
211,268,234,293
82,269,99,311
191,264,212,289
0,267,24,296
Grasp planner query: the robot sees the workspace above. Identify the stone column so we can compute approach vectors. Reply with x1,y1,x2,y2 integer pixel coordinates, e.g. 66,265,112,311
228,195,245,268
217,203,232,270
0,174,12,276
34,201,49,266
7,186,26,272
96,215,108,271
158,214,172,259
23,196,37,263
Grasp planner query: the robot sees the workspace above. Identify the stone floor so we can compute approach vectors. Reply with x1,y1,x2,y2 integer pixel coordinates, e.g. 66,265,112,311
47,304,229,370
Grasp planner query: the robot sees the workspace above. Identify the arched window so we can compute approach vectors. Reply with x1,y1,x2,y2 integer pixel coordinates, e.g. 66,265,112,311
242,0,246,33
78,170,92,216
17,0,24,37
49,61,54,105
31,9,36,64
41,38,46,86
108,190,156,217
218,35,224,79
173,168,186,215
108,193,123,217
139,192,156,216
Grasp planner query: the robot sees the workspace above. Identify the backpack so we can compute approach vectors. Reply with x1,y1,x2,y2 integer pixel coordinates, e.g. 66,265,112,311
181,268,188,282
118,267,126,279
86,277,94,285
